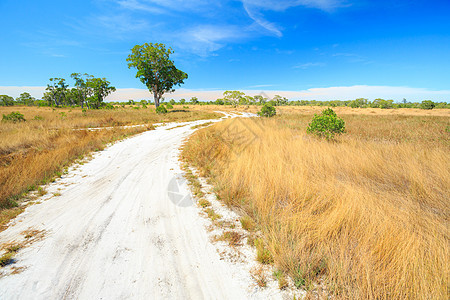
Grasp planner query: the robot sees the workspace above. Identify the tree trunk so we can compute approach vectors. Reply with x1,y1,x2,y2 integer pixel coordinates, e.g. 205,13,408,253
153,91,160,108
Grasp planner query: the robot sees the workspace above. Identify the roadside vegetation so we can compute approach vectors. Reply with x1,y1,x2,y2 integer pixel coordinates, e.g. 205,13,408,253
181,108,449,299
0,106,220,230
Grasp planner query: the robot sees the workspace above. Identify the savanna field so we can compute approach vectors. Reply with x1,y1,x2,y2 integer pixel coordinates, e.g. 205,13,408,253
0,106,220,228
182,106,450,299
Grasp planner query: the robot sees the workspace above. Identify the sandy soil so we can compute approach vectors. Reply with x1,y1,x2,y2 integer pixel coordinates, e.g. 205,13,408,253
0,113,273,299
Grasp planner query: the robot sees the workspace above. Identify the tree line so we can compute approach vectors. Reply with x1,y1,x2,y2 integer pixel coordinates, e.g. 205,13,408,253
0,73,115,109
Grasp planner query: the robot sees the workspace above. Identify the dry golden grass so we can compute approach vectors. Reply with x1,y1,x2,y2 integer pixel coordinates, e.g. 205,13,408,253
0,106,220,227
181,109,450,299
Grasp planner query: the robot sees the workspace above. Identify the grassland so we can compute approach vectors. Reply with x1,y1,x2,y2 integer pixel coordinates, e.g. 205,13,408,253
181,107,449,299
0,105,220,230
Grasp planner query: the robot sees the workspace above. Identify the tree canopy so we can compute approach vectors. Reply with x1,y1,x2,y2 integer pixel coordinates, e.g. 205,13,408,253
127,43,188,108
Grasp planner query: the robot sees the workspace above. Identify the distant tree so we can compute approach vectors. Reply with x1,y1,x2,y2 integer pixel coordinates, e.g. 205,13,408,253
272,95,288,106
253,95,267,105
371,98,394,109
86,77,116,109
215,98,224,105
420,100,435,110
16,92,35,106
46,78,68,106
179,98,186,105
223,91,245,106
0,95,15,106
190,96,199,105
349,98,368,108
170,99,176,105
127,43,188,108
71,73,93,108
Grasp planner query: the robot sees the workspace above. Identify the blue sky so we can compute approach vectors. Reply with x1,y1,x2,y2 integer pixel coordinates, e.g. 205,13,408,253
1,0,449,101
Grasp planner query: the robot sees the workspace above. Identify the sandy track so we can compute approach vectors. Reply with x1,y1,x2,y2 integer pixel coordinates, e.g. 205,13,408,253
0,115,253,299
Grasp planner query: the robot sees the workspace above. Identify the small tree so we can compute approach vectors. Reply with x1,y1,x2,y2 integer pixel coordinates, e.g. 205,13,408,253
223,90,245,106
16,92,35,106
86,77,116,109
71,73,93,108
46,78,68,106
257,103,276,117
307,108,345,140
156,105,167,114
127,43,188,108
420,100,435,110
191,97,199,105
2,111,26,123
0,95,15,106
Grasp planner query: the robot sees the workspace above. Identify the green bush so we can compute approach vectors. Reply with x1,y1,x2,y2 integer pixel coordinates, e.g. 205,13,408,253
166,103,173,109
307,108,345,139
156,105,168,114
257,103,276,117
420,100,435,110
2,111,26,123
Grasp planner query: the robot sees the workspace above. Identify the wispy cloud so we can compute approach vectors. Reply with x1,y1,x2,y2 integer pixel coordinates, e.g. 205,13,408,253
177,24,249,56
241,0,347,36
294,62,326,69
332,52,373,64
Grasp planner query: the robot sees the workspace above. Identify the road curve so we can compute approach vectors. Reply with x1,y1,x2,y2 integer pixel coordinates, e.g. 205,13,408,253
0,116,250,299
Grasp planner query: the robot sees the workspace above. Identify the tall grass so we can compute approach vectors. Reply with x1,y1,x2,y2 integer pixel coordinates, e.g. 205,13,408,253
182,112,449,299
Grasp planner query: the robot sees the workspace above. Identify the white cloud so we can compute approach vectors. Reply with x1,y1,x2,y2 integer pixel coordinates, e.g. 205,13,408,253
4,85,448,102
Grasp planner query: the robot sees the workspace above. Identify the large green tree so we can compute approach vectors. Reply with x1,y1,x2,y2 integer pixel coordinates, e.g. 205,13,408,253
127,43,188,108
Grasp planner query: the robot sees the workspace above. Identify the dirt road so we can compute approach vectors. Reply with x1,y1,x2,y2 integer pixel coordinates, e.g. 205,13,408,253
0,115,257,299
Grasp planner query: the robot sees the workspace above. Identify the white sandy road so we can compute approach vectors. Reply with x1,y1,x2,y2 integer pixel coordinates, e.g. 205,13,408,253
0,113,267,300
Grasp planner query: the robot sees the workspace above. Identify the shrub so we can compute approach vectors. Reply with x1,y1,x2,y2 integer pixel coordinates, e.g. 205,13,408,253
420,100,435,110
2,111,25,123
156,105,167,114
257,103,276,117
166,103,173,109
307,108,345,139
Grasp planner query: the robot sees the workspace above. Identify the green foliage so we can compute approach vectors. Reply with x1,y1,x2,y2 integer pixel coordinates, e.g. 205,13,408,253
257,103,276,117
223,90,245,106
156,105,167,114
16,92,35,106
127,43,188,108
272,95,288,106
420,100,435,110
86,77,116,109
190,96,199,104
166,103,173,109
2,111,26,123
169,99,176,105
179,98,186,105
33,115,44,120
0,95,15,106
307,108,345,139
